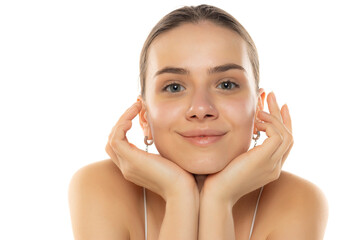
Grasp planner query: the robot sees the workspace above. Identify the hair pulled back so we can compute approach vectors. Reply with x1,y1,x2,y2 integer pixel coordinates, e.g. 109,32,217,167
139,4,260,99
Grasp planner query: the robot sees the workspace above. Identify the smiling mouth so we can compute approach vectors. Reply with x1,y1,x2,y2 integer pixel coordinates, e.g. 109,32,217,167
181,134,225,146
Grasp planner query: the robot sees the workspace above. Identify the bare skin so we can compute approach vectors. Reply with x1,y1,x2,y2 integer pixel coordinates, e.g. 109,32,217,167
69,21,328,239
69,159,328,239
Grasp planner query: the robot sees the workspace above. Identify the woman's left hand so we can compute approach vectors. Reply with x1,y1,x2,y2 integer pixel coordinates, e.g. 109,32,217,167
201,92,294,206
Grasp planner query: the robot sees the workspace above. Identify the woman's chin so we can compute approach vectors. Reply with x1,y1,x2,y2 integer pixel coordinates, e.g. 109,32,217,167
158,150,234,174
182,161,227,175
187,168,219,175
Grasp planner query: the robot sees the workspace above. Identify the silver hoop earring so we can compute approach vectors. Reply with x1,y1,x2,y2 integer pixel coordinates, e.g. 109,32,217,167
252,130,260,147
144,136,153,152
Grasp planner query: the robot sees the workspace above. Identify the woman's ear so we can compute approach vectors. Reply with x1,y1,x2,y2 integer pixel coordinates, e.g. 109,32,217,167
257,88,266,111
254,88,266,134
137,95,153,140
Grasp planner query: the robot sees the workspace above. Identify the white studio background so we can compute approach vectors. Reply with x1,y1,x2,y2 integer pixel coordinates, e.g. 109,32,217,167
0,0,358,239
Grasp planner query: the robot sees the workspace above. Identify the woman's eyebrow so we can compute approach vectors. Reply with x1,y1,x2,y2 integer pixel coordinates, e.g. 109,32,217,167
153,63,246,78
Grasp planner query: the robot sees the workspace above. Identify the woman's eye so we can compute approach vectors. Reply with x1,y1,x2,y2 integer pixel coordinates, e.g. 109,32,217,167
163,83,185,93
217,80,239,90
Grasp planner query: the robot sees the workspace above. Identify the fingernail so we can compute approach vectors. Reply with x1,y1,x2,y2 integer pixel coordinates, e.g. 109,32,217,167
285,104,289,114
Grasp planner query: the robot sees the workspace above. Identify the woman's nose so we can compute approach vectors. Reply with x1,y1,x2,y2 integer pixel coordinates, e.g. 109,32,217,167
185,90,219,121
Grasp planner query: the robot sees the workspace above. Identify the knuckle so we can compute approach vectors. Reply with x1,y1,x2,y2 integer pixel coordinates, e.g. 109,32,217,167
121,160,136,181
275,167,282,179
109,138,118,149
284,132,293,144
109,126,118,138
105,143,111,154
118,121,129,129
267,161,281,182
108,133,114,142
285,134,294,150
121,162,132,180
271,169,281,181
290,136,294,145
273,133,283,145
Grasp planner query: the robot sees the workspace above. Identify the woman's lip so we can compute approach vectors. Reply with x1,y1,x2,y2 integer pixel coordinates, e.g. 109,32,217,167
181,134,225,147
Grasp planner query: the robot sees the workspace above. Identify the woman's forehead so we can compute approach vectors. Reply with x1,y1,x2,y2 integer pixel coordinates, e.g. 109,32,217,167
146,22,252,80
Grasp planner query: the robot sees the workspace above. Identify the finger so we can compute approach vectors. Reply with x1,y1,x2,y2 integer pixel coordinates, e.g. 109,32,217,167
110,120,135,159
108,101,142,141
273,104,293,166
254,121,283,158
105,142,121,167
118,101,142,123
257,111,293,161
273,157,283,177
109,102,143,158
255,120,292,171
281,104,292,133
270,135,292,166
280,139,294,167
267,92,283,123
112,101,142,132
257,110,291,137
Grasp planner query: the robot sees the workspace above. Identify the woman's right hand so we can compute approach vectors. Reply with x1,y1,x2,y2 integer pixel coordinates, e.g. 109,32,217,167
105,101,197,201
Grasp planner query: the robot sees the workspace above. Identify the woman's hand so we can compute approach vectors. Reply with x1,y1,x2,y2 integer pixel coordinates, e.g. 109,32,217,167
105,101,197,201
201,92,294,206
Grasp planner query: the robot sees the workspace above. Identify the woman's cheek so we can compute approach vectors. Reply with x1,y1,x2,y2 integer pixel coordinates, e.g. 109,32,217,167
220,96,255,124
147,101,185,138
221,97,255,155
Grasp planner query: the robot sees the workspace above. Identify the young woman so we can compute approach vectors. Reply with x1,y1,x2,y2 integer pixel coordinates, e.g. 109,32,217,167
68,4,328,240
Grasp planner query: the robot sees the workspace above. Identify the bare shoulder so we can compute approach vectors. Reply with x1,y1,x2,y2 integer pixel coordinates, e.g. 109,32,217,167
68,159,143,240
263,171,329,239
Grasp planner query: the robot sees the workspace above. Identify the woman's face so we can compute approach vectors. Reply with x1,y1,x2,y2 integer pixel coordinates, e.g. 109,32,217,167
140,21,265,174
